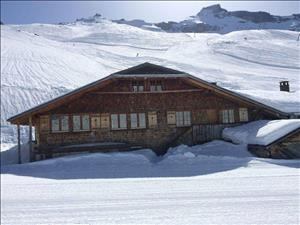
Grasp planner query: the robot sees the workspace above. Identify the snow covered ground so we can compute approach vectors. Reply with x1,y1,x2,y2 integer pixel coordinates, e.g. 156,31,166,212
1,141,299,224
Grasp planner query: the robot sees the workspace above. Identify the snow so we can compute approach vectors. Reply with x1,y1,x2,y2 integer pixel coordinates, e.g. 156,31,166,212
1,141,299,224
223,119,300,145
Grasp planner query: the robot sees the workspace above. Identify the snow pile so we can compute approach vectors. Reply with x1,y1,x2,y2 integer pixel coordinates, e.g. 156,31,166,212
223,119,300,145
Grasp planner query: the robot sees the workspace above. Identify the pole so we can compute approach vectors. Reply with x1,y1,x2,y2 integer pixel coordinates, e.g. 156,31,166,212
17,124,21,164
29,116,33,162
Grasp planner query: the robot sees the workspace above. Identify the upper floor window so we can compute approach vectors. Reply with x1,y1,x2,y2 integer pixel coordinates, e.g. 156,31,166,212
51,115,69,133
132,81,144,92
73,114,90,131
150,80,163,92
220,109,235,123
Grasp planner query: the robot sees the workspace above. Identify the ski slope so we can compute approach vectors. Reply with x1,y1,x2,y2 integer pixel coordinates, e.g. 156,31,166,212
1,141,299,224
1,21,300,146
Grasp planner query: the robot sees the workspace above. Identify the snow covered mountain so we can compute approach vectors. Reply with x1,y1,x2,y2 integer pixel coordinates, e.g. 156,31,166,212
156,4,300,33
1,17,300,146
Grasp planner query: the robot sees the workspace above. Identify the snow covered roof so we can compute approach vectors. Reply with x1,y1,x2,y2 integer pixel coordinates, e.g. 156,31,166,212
222,119,300,146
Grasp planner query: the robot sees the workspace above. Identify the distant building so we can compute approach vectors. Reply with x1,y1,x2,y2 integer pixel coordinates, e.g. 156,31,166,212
8,63,289,161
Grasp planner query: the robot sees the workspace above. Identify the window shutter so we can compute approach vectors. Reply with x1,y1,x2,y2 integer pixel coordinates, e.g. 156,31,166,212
206,109,217,123
228,110,235,123
184,111,191,125
40,115,50,132
139,113,146,128
111,114,118,129
119,114,127,129
239,108,248,122
91,114,101,129
82,115,90,130
51,116,60,132
148,112,157,128
131,113,138,129
61,115,69,131
100,113,110,128
167,111,176,125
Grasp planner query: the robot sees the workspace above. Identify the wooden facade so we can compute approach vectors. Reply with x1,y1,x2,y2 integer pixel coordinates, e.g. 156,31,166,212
8,63,289,160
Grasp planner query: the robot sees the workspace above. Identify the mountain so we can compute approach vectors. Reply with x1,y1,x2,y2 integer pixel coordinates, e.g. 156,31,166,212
155,4,300,33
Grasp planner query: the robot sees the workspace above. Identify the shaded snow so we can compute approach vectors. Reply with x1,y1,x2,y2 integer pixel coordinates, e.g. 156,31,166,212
1,141,299,224
223,119,300,145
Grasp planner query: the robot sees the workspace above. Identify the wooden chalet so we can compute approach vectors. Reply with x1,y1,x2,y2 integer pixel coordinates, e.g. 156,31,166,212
7,62,290,161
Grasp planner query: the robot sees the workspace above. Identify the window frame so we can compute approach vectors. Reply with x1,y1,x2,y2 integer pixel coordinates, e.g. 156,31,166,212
130,113,146,129
220,109,235,124
111,113,128,130
176,111,191,127
132,80,144,92
150,80,163,92
72,114,91,132
50,115,70,133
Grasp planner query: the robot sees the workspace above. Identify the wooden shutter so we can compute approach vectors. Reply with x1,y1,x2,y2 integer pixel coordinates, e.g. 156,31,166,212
239,108,248,122
40,115,50,132
167,111,176,125
148,112,157,128
207,109,217,123
91,114,101,129
101,113,110,128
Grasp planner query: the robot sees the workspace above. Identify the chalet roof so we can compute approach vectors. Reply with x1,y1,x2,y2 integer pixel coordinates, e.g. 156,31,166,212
7,62,290,125
112,62,185,75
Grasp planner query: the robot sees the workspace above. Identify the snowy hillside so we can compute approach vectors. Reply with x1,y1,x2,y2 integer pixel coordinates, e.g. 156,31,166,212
1,141,299,224
1,19,300,147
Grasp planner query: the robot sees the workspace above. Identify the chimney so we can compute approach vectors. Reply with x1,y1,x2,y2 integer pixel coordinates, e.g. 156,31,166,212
279,81,290,92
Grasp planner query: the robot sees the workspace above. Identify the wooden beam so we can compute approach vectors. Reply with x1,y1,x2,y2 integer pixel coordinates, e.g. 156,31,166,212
90,89,203,95
29,116,33,162
17,124,21,164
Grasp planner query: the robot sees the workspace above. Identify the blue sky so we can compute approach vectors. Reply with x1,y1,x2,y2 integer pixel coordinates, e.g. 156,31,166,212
1,1,299,24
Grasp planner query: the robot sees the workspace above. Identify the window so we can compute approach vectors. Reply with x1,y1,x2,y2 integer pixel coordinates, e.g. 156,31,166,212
220,109,235,123
150,80,163,92
132,81,144,92
111,114,127,130
72,114,90,131
148,112,158,128
51,115,69,132
176,111,191,127
130,113,146,129
239,108,249,122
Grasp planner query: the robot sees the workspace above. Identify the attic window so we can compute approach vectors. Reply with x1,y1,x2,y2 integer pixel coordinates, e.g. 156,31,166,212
150,80,163,91
132,81,144,92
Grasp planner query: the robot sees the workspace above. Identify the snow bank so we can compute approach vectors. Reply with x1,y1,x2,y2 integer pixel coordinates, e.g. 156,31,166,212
222,119,300,145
